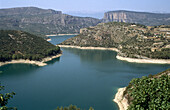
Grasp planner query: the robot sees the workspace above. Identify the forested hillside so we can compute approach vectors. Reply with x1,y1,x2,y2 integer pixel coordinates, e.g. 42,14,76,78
124,69,170,110
0,30,60,62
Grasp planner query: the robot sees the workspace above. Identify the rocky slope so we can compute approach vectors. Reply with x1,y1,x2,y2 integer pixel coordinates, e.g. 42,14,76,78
60,22,170,59
0,7,101,35
102,10,170,26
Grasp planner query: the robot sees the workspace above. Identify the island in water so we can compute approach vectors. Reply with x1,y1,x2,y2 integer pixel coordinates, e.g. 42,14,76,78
0,30,62,66
59,22,170,64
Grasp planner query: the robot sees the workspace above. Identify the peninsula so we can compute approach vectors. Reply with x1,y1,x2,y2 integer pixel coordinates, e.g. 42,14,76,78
0,30,62,66
59,22,170,64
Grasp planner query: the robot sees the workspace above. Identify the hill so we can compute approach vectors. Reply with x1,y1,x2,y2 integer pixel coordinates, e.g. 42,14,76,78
60,22,170,60
102,10,170,26
114,69,170,110
0,7,101,35
0,30,61,62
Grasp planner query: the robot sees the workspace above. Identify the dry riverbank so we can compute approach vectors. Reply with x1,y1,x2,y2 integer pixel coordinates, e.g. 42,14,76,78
0,53,62,67
58,45,119,52
58,45,170,64
46,38,51,41
113,87,129,110
116,56,170,64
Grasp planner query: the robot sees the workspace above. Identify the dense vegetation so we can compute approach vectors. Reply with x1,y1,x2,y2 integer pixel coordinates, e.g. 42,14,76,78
61,22,170,59
56,105,94,110
0,30,60,62
0,84,16,110
124,69,170,110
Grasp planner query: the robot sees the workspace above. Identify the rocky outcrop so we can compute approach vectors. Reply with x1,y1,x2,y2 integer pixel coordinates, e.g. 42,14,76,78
102,10,170,26
114,87,129,110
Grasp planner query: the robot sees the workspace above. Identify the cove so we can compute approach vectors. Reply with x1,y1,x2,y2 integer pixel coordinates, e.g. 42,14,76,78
0,35,169,110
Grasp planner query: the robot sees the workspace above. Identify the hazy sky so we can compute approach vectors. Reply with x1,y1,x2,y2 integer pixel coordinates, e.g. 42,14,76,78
0,0,170,18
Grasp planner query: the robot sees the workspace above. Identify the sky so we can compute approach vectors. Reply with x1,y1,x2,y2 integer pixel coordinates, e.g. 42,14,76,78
0,0,170,18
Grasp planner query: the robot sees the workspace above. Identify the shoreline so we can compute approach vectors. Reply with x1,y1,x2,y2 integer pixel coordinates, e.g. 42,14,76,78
58,45,170,64
113,87,129,110
46,34,78,37
46,38,52,41
58,45,119,52
0,53,62,67
116,56,170,64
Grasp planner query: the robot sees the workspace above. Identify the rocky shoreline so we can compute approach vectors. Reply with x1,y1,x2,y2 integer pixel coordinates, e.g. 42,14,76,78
0,53,62,67
114,87,129,110
58,45,170,64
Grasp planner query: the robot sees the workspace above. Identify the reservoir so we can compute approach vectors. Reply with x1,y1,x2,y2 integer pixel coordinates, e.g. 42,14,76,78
0,35,169,110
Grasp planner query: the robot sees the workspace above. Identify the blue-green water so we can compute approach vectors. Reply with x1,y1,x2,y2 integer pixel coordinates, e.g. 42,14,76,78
0,35,169,110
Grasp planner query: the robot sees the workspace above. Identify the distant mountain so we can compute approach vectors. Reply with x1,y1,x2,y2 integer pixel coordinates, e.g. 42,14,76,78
0,7,62,16
0,7,101,35
1,7,170,36
102,10,170,26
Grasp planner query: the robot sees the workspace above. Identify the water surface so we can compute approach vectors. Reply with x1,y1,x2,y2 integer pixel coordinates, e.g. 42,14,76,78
0,35,169,110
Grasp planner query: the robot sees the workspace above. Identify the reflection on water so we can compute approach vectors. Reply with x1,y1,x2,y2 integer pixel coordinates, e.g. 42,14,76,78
0,57,61,77
62,47,169,77
63,48,117,63
0,64,39,77
46,57,60,65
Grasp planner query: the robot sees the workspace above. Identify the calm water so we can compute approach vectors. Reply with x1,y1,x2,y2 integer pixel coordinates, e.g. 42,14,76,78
0,35,169,110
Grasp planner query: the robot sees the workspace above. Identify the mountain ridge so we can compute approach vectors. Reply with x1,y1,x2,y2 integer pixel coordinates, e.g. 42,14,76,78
1,7,170,36
0,7,100,35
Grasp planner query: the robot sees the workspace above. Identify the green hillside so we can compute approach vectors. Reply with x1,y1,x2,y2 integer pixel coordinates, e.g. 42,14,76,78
124,69,170,110
0,30,60,62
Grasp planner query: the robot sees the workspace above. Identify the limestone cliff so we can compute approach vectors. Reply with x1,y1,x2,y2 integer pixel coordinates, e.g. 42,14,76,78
103,10,170,26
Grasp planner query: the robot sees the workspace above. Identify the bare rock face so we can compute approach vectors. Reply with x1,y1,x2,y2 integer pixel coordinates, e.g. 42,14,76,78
102,10,170,26
114,87,129,110
104,12,127,22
